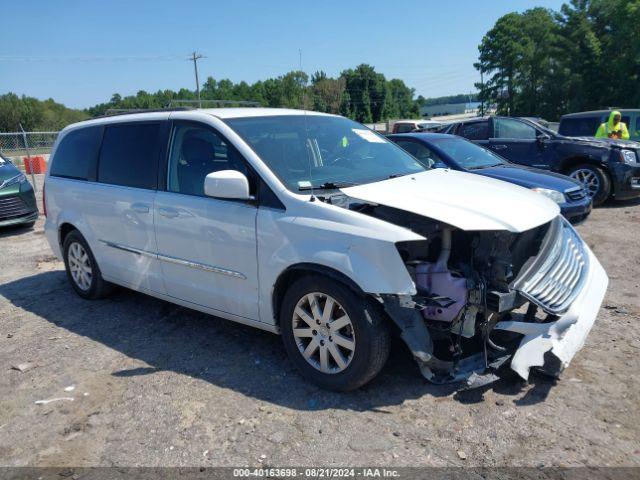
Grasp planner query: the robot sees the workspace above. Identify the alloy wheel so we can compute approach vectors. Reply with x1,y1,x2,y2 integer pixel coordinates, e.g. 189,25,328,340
291,292,356,374
570,168,600,198
68,242,93,291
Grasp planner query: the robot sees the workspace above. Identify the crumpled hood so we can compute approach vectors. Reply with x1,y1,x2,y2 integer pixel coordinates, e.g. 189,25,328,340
342,169,560,233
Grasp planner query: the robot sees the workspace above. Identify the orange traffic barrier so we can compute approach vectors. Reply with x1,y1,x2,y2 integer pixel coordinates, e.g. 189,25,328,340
23,156,47,174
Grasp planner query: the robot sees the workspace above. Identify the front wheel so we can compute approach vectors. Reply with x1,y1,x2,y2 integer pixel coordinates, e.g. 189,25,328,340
567,164,611,206
280,275,390,391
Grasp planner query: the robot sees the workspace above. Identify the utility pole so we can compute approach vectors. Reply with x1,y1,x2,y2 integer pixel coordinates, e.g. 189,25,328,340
480,69,485,117
189,52,205,108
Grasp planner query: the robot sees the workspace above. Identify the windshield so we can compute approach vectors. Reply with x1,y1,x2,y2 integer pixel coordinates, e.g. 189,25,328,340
525,118,556,136
225,115,427,191
430,136,507,169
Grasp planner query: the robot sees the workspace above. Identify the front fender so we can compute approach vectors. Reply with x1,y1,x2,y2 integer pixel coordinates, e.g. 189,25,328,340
256,206,421,325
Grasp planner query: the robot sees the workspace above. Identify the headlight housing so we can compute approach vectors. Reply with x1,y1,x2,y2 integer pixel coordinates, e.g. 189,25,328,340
620,149,638,165
532,187,565,204
0,173,27,189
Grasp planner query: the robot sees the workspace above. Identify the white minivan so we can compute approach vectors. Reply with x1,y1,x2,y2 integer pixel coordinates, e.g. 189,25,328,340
44,108,608,391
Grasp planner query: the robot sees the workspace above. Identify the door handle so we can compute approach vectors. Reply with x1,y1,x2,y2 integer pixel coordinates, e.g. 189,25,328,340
131,203,150,214
158,207,179,218
492,144,507,150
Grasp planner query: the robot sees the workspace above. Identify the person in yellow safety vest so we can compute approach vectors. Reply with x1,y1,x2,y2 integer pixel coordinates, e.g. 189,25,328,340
595,110,630,140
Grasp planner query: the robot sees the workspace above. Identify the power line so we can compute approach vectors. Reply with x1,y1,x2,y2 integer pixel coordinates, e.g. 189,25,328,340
0,54,186,63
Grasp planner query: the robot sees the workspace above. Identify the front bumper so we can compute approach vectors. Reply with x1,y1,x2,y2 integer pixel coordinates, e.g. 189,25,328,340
610,162,640,200
559,197,592,224
0,210,38,227
494,245,608,380
0,182,39,227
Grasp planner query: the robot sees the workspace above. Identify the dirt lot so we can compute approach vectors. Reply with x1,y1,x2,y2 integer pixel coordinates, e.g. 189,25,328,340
1,175,639,468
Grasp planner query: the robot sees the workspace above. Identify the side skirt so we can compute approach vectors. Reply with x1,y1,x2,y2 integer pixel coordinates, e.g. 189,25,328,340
101,274,280,335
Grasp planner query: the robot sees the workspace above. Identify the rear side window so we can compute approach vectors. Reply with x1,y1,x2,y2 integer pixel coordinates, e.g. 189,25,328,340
98,123,161,189
559,117,600,137
394,123,415,133
459,121,489,140
50,126,102,180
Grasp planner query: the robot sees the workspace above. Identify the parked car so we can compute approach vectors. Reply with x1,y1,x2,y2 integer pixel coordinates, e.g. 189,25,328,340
388,133,592,224
44,109,608,391
391,119,442,133
559,109,640,141
0,153,38,228
440,116,640,206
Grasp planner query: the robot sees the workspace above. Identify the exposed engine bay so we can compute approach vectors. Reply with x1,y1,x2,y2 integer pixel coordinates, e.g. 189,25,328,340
322,192,594,388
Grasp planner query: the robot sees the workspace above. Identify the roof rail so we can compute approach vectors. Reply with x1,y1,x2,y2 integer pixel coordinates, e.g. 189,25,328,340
101,107,193,117
167,99,262,108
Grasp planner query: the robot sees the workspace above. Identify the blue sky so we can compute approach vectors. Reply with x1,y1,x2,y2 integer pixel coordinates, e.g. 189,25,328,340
1,0,565,109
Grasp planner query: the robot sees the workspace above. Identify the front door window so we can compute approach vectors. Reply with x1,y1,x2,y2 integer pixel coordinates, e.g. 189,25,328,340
493,118,537,139
167,123,248,197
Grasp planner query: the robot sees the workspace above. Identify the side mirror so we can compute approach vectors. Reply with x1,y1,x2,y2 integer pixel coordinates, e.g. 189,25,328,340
204,170,252,200
537,133,550,143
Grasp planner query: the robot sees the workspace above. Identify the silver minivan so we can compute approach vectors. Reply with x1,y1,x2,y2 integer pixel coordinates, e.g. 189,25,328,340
44,108,608,390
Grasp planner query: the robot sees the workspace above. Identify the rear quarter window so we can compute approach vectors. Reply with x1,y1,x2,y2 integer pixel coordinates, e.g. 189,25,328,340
50,126,102,180
559,117,600,137
459,122,489,140
97,122,161,189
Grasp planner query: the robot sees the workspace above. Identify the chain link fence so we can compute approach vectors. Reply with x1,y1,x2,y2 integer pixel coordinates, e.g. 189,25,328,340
0,131,59,158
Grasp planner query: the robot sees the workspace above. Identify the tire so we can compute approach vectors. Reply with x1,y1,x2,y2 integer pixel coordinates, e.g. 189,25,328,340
280,274,390,391
567,164,611,206
62,230,114,299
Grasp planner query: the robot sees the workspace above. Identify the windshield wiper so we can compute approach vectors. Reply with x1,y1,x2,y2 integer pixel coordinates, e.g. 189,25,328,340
468,163,504,170
387,173,409,179
298,181,357,191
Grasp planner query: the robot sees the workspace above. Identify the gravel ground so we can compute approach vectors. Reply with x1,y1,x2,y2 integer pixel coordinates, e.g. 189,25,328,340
1,175,639,468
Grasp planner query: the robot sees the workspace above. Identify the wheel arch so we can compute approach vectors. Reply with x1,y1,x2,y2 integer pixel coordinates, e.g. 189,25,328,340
561,155,610,176
59,222,79,247
271,263,367,329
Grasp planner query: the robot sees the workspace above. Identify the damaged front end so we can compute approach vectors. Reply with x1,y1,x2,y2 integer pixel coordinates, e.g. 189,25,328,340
371,209,608,388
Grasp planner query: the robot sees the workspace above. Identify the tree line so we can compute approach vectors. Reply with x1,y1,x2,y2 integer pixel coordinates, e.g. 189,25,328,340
0,64,426,131
476,0,640,120
87,64,420,123
0,93,87,132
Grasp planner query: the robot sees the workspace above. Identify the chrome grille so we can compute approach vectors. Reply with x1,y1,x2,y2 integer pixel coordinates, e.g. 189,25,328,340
565,187,587,201
513,217,588,314
0,196,31,219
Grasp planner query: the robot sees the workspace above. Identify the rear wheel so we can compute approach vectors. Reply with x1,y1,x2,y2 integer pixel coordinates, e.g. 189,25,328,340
280,275,390,391
63,230,113,299
567,164,611,206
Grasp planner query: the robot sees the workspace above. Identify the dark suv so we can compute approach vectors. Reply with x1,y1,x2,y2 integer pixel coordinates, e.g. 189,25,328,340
440,116,640,205
559,109,640,141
